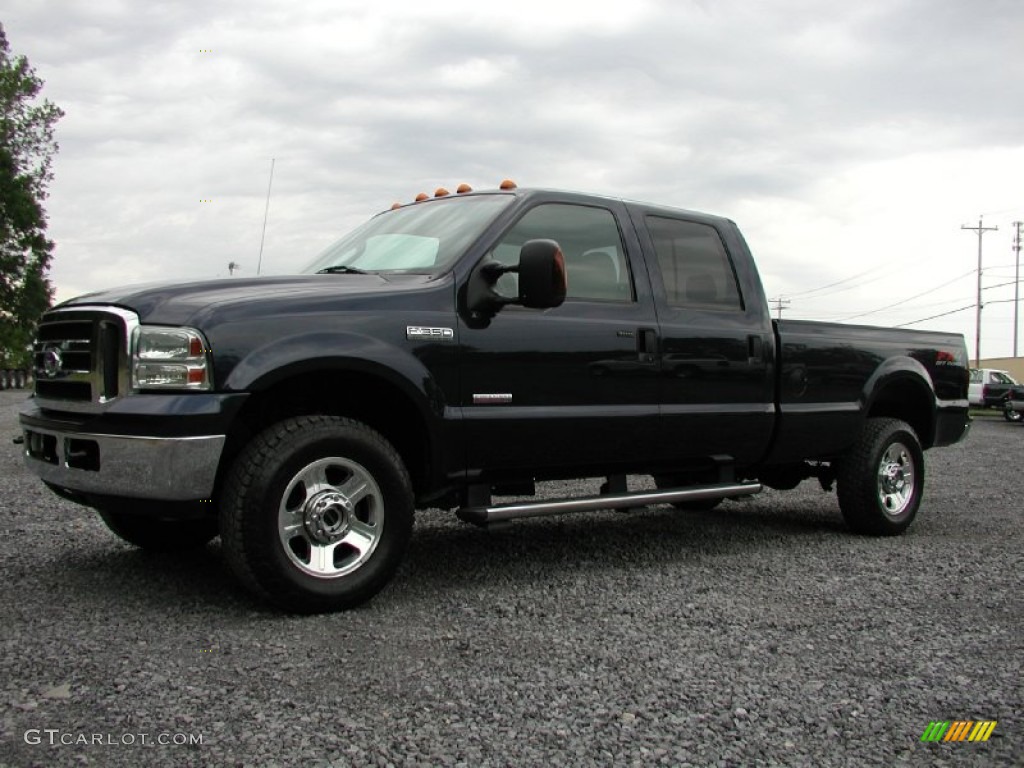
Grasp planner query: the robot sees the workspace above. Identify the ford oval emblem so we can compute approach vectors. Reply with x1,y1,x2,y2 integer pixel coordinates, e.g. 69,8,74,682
42,345,63,379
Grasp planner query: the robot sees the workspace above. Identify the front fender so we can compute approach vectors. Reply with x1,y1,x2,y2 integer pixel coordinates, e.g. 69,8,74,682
224,331,446,417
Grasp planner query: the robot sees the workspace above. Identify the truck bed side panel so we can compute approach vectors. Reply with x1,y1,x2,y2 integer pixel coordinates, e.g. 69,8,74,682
767,319,969,463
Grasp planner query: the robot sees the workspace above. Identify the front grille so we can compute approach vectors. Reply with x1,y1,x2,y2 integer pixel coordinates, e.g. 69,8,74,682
31,307,137,409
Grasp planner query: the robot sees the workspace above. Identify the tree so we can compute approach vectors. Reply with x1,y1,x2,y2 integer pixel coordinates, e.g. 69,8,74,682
0,23,63,368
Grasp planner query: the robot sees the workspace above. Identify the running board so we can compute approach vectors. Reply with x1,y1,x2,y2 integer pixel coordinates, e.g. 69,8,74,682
456,481,762,526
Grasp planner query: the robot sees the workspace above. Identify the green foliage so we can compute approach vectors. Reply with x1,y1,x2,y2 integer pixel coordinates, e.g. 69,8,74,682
0,23,63,368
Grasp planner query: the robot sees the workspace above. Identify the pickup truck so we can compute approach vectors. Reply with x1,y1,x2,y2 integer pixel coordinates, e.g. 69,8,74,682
968,367,1018,408
1001,385,1024,422
19,182,971,612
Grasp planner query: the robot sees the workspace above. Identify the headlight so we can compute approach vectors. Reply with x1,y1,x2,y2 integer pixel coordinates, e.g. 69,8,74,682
132,326,213,390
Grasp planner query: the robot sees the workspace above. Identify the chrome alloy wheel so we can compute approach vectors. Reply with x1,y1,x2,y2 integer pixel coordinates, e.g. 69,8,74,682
277,457,384,578
877,441,915,518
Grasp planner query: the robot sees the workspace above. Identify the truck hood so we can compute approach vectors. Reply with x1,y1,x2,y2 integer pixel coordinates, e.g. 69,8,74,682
60,274,438,326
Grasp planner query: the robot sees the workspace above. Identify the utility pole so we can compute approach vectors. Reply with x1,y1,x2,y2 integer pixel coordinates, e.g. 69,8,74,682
962,217,998,368
771,296,791,320
1013,220,1022,358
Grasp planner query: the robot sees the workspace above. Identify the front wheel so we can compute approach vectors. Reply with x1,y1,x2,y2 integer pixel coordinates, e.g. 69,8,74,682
97,510,218,551
836,418,924,536
1003,405,1023,423
219,415,414,613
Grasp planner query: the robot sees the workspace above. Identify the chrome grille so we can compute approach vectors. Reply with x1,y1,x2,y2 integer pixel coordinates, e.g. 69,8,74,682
31,306,138,411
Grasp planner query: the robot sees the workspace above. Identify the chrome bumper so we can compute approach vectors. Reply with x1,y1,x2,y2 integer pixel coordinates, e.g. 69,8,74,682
22,426,225,501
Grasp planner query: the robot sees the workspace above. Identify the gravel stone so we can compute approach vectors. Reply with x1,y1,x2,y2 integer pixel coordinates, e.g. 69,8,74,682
0,389,1020,766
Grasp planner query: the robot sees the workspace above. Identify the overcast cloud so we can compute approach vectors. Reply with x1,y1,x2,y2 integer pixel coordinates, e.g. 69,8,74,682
4,0,1023,357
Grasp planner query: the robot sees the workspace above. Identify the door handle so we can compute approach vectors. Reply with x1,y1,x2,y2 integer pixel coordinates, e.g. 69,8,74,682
638,328,658,362
748,334,764,365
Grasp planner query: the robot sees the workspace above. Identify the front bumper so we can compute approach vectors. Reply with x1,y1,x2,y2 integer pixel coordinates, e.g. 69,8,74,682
23,427,225,501
19,392,246,502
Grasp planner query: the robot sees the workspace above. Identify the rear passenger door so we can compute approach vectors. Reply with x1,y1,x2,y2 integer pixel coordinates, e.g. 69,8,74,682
634,212,775,468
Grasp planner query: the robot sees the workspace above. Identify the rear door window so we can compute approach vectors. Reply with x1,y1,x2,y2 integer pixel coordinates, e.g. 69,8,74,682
645,216,743,311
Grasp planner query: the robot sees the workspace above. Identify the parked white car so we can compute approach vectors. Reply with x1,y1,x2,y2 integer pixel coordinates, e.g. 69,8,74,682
968,368,1018,407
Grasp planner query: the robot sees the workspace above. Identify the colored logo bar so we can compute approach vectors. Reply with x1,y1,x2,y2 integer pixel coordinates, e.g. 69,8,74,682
921,721,997,742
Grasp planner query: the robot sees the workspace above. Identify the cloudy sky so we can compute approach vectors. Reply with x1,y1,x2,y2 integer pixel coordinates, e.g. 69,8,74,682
5,0,1024,359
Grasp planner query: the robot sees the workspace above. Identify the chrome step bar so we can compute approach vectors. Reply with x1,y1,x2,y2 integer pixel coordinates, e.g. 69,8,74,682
456,481,762,526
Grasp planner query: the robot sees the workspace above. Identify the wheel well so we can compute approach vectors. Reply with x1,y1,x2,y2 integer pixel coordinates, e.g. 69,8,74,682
220,371,434,500
867,377,935,447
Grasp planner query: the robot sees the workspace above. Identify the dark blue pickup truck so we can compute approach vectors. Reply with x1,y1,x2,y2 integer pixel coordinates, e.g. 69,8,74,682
19,183,970,612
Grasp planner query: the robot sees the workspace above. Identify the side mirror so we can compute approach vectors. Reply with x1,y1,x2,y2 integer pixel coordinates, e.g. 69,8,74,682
517,239,567,309
465,239,567,318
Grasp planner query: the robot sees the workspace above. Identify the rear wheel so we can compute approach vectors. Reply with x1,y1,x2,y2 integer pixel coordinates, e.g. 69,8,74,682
837,418,923,536
219,415,414,613
97,510,218,551
1003,404,1023,422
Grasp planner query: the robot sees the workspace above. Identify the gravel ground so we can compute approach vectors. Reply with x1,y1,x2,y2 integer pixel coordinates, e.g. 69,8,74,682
0,388,1020,767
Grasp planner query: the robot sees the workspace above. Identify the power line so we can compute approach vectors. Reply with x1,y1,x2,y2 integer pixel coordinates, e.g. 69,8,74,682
819,277,1020,323
836,269,976,322
894,298,1020,329
785,264,888,298
894,304,975,328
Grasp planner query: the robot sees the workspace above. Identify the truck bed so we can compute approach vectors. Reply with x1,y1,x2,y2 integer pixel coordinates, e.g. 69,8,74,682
769,319,969,463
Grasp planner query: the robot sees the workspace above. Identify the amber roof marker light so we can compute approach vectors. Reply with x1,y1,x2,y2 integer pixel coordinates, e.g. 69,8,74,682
391,179,517,209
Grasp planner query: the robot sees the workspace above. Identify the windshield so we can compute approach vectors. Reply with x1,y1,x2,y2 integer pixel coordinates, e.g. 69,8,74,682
302,194,513,275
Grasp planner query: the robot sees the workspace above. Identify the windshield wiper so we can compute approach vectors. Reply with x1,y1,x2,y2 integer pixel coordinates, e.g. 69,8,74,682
316,265,372,275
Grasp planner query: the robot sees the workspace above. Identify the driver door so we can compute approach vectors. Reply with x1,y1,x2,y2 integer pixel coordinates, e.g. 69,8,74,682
457,201,662,478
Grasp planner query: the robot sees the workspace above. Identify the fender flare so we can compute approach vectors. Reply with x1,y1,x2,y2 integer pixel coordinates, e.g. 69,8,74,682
224,331,446,421
859,355,937,442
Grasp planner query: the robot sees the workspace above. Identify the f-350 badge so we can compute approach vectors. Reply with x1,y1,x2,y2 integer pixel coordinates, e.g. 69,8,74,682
406,326,454,342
